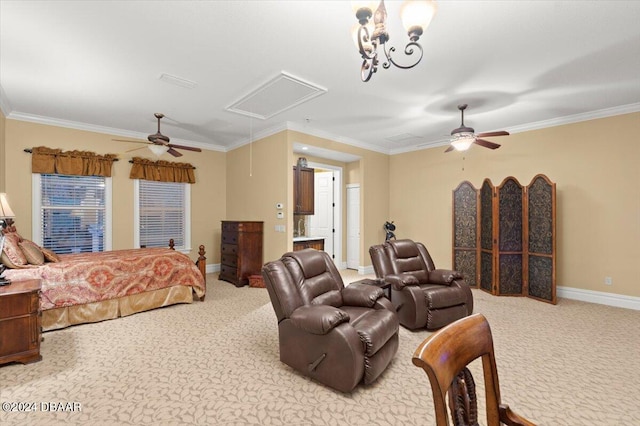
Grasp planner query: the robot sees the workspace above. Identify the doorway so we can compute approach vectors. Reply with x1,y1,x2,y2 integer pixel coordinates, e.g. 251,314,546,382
308,162,342,267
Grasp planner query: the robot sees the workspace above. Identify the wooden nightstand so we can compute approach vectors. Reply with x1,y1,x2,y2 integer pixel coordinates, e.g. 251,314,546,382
0,279,42,365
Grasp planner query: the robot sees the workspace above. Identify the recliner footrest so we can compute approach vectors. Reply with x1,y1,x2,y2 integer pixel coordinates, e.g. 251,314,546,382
351,309,399,356
422,284,467,309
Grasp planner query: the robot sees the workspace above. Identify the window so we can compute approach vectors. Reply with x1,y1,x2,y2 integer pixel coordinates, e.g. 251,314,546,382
32,174,112,253
134,180,190,250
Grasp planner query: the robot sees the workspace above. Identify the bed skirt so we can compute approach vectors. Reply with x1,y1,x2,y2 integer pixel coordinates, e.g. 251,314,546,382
42,285,195,331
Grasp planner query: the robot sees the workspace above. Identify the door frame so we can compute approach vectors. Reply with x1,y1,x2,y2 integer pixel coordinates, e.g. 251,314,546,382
346,183,361,271
308,161,342,269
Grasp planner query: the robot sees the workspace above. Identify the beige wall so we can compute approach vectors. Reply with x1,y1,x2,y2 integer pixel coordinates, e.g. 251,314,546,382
0,109,5,192
226,131,291,263
2,119,226,263
288,131,389,267
390,112,640,298
4,112,638,299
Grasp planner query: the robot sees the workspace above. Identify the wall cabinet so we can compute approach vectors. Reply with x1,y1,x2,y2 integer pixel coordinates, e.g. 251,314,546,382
0,279,42,365
220,221,264,287
293,238,325,251
293,166,314,215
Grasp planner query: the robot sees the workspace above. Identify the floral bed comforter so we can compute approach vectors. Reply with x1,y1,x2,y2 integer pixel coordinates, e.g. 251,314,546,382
3,248,205,310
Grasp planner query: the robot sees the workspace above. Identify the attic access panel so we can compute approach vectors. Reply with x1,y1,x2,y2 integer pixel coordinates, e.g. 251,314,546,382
225,72,327,120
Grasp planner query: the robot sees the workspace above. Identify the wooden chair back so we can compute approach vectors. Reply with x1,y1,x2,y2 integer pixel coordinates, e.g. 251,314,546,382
412,313,536,426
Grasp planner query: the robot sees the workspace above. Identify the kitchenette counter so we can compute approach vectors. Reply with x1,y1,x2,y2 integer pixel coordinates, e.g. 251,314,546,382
293,236,325,242
293,237,325,251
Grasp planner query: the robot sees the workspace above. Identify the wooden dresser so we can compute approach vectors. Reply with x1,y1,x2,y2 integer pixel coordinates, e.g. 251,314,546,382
220,221,264,287
0,279,42,365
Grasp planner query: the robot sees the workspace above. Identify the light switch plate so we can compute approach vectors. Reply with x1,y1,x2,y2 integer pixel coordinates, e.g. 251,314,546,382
277,211,284,219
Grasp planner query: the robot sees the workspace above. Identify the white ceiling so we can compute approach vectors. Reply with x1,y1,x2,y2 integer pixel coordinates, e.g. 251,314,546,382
1,1,639,157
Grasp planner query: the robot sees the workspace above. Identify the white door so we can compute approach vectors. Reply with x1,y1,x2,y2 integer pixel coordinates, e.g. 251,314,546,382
346,185,360,270
309,171,334,257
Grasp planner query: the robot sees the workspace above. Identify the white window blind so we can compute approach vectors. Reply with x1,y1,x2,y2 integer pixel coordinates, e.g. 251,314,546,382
137,180,189,249
37,174,107,254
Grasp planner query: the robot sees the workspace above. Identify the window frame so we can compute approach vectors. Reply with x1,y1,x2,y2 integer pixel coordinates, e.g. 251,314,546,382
31,173,113,251
133,179,191,253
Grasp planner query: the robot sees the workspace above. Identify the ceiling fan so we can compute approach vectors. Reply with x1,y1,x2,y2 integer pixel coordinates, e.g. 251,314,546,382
445,104,509,153
113,113,202,157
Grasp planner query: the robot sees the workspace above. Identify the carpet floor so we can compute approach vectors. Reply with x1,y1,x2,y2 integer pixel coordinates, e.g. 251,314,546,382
1,271,639,425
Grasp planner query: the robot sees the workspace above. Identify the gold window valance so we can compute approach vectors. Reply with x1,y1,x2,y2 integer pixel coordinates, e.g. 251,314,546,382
129,157,196,184
31,146,118,177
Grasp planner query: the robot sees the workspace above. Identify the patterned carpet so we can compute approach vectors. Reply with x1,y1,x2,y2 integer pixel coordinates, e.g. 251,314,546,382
1,271,639,425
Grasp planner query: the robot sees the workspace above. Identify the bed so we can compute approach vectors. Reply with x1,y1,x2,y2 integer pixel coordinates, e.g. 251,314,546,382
1,228,206,331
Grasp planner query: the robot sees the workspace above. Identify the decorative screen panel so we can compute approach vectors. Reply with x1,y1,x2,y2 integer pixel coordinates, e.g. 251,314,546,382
480,180,493,251
453,181,479,288
497,177,524,295
528,255,554,301
480,251,493,293
498,178,523,252
526,174,556,303
452,174,556,303
499,254,523,295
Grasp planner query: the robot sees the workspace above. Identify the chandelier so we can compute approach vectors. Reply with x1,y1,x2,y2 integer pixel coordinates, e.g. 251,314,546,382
352,0,438,82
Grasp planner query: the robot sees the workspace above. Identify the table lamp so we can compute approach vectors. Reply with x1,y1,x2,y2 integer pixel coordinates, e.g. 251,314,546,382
0,193,16,286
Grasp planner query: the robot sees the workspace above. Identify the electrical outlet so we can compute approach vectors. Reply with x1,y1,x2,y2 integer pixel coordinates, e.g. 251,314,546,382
604,276,612,285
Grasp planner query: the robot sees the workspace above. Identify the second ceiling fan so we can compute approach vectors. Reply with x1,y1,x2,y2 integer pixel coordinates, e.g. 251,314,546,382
445,104,509,153
113,113,202,157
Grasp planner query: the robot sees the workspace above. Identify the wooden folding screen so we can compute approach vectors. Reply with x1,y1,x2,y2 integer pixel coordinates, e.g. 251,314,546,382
452,181,479,288
452,174,556,304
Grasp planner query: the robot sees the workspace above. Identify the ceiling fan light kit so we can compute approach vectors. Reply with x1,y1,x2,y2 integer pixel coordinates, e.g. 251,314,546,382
451,134,475,151
445,104,510,153
351,0,437,82
112,113,202,158
148,144,170,156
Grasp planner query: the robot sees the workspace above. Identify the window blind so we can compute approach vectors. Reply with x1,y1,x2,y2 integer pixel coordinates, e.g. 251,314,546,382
39,174,106,254
138,180,186,248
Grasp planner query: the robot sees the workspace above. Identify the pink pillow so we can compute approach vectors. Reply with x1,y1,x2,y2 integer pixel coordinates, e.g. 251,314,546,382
2,232,27,266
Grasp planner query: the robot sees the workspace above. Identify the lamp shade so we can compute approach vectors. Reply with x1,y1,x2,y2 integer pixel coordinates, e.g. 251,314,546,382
351,0,379,16
0,193,15,219
400,0,437,34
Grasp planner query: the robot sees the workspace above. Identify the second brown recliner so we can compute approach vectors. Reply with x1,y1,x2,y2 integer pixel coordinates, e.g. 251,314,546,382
370,239,473,330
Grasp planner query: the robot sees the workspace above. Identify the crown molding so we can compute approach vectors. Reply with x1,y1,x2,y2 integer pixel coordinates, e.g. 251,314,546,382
286,121,391,155
5,111,226,152
0,84,12,117
504,102,640,134
389,102,640,156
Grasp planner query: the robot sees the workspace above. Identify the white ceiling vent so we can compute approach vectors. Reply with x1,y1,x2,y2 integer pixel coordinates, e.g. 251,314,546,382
226,72,327,120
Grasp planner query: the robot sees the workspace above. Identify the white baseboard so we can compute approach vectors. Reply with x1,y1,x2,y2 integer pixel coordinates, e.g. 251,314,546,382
207,263,220,274
358,265,375,275
558,286,640,311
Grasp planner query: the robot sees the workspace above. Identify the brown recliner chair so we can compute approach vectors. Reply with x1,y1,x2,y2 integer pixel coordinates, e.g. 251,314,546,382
261,249,400,393
369,239,473,330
